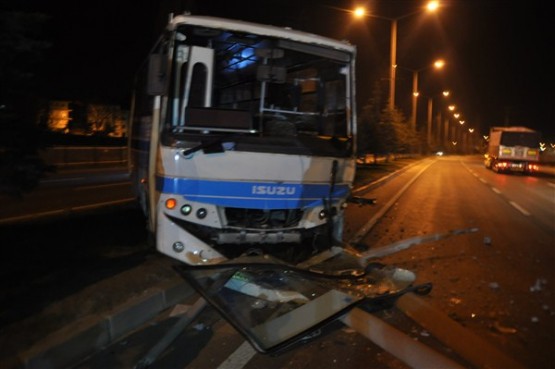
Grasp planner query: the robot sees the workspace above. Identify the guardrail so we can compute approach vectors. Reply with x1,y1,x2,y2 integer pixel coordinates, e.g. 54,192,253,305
40,146,128,168
356,153,415,165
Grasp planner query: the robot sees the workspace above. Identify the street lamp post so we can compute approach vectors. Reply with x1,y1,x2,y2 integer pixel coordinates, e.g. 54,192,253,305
427,97,433,150
389,20,398,111
426,90,449,153
410,59,445,132
412,68,419,131
353,1,440,111
445,104,456,147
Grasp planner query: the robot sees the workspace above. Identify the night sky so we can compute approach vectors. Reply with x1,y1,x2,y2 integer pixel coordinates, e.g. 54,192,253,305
14,0,554,138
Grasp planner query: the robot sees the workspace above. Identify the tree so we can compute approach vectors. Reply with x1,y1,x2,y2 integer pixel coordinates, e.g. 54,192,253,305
357,82,387,156
88,104,119,136
0,6,50,148
67,101,89,134
386,109,419,154
358,81,417,158
0,6,52,194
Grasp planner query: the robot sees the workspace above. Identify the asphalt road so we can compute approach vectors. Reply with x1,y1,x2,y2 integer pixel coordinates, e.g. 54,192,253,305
349,156,554,369
0,167,134,225
75,155,555,369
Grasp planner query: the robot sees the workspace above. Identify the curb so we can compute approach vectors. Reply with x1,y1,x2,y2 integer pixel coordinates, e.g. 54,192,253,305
6,279,194,369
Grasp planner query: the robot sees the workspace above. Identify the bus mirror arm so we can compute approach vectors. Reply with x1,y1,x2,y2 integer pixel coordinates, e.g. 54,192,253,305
347,196,377,206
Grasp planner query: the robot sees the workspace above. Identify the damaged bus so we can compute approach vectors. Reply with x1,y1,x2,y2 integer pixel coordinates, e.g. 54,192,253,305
129,13,358,266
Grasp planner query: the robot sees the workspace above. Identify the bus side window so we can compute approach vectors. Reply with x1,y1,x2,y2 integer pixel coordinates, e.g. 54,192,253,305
179,46,214,125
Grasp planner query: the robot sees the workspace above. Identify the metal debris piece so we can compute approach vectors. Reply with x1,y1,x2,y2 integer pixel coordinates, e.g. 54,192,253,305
530,278,547,292
193,323,206,331
358,227,479,262
489,282,500,289
492,321,517,334
169,304,191,317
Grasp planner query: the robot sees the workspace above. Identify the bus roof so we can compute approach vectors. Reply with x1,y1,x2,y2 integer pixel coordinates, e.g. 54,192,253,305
169,14,357,55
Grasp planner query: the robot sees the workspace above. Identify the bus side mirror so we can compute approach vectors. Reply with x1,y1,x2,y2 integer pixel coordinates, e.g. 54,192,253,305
147,54,168,95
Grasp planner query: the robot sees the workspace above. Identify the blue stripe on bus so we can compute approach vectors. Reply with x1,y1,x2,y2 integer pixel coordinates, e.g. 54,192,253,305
156,176,349,209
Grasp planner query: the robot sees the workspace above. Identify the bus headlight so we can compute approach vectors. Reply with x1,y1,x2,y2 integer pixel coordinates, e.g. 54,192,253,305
181,204,192,215
197,208,207,219
173,241,185,253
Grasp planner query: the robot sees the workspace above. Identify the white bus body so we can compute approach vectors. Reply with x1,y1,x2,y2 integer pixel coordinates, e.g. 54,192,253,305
129,14,358,266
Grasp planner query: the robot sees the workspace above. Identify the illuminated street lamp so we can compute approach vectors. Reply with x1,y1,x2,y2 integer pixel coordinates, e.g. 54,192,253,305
352,1,440,111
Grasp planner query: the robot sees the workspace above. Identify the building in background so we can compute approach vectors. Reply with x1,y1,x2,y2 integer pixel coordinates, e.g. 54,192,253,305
38,100,128,137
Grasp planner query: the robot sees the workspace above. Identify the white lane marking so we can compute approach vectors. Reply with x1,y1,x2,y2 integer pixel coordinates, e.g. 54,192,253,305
0,209,66,225
547,182,555,188
350,160,435,244
491,187,502,194
509,201,531,216
0,198,136,225
216,340,256,369
479,177,487,183
72,198,136,211
76,182,130,191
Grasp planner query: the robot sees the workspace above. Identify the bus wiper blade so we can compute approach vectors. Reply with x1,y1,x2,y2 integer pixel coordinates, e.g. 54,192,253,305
182,137,236,156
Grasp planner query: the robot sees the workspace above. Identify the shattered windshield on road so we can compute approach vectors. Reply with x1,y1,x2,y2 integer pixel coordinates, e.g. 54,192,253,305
177,248,423,354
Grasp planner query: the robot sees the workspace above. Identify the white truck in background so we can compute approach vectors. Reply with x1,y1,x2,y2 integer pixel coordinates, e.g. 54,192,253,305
484,126,541,174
